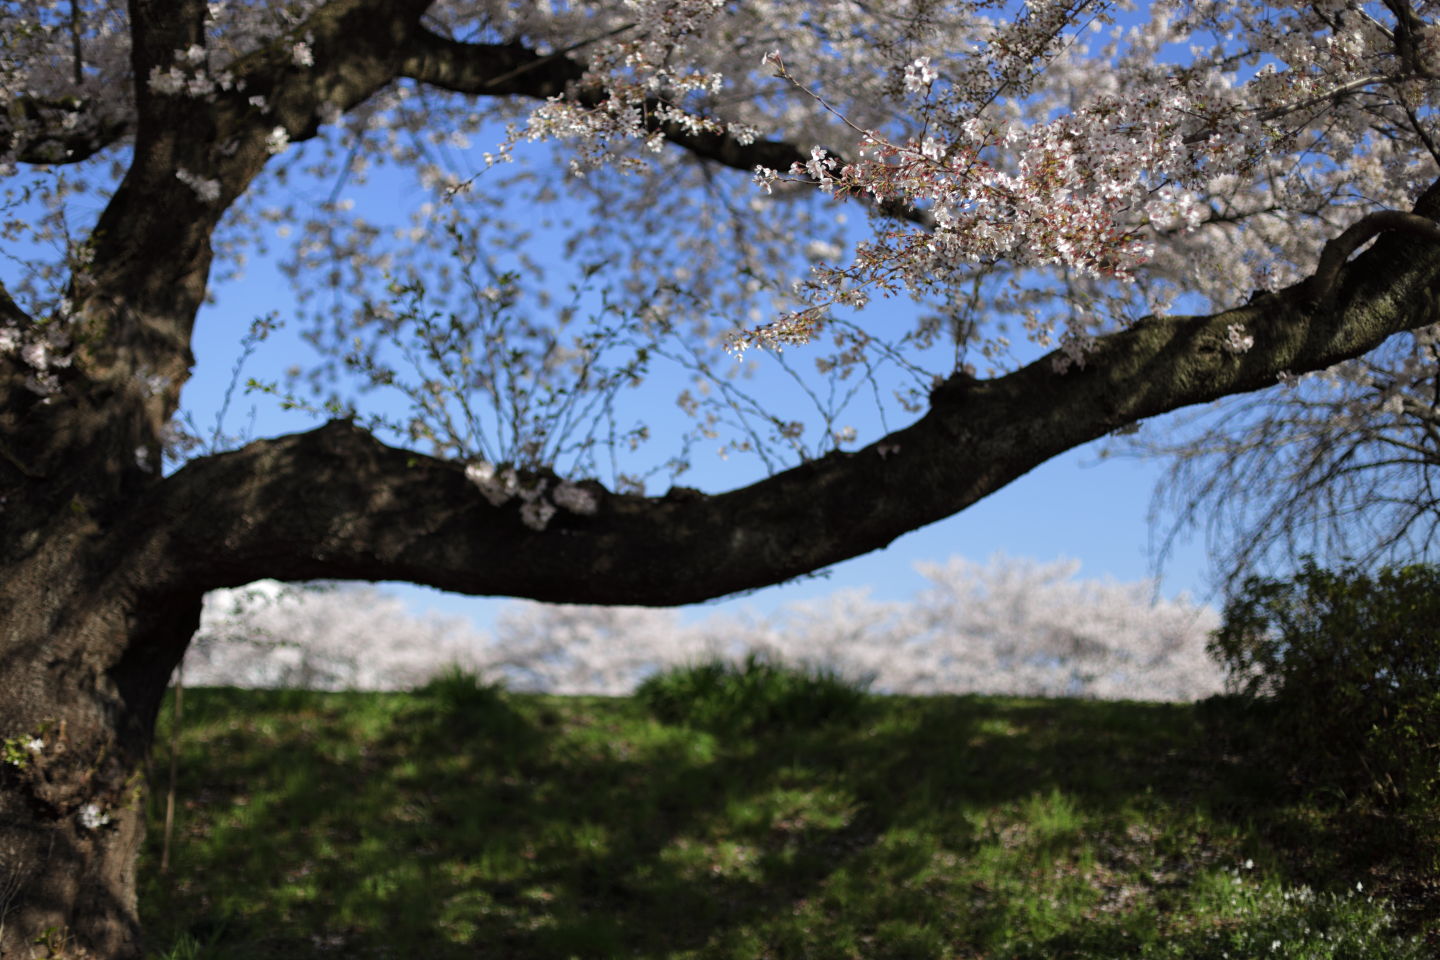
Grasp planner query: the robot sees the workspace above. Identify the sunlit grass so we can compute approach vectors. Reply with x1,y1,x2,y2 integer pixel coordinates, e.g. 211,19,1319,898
140,677,1431,959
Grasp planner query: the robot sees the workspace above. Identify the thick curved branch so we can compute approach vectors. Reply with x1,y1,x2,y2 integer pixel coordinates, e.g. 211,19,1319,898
397,27,932,227
13,0,447,496
1304,209,1440,303
75,0,434,374
137,220,1440,605
0,97,133,165
0,282,34,412
0,280,28,327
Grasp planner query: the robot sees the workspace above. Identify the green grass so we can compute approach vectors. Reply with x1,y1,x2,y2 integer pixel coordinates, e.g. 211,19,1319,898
140,674,1434,959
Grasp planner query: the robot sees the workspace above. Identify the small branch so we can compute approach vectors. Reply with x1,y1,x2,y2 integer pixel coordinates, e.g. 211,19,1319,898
0,438,46,480
1401,101,1440,170
397,29,933,228
159,667,183,875
1181,75,1389,145
69,0,85,88
477,23,635,91
0,282,28,327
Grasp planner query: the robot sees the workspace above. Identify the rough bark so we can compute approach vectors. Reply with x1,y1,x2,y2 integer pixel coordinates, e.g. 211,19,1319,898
1,513,202,959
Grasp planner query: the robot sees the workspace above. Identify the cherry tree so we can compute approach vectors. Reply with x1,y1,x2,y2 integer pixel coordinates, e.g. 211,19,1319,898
4,0,1440,954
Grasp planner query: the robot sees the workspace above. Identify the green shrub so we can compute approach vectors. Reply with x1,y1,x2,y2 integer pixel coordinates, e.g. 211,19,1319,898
1208,560,1440,827
411,665,527,740
635,651,872,736
415,664,505,710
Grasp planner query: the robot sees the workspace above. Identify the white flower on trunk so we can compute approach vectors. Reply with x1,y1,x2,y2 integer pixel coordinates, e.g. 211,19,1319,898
78,804,111,830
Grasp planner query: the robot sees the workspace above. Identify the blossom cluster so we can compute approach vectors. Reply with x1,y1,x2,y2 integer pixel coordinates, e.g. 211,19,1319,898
742,56,1255,349
514,0,753,175
0,315,73,396
175,167,222,203
147,43,239,100
465,461,600,531
78,803,111,830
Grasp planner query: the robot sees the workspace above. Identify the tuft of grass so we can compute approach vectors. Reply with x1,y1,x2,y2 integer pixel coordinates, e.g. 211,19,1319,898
634,651,873,736
413,664,503,708
139,687,1434,959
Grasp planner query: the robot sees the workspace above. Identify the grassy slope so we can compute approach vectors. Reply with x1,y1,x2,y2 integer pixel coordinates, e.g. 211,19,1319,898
139,684,1430,959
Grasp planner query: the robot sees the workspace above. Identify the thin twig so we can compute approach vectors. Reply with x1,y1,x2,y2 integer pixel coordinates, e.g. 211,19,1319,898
69,0,84,88
160,666,184,875
481,22,635,91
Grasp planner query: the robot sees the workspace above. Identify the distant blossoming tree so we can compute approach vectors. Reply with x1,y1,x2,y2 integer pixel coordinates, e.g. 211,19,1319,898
5,0,1440,953
191,556,1223,700
188,581,490,690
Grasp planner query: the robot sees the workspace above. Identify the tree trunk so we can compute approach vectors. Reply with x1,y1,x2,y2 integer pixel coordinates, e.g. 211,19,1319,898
0,515,201,960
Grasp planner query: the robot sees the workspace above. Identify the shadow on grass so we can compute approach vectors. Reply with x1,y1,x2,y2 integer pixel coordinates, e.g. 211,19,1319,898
140,689,1419,959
